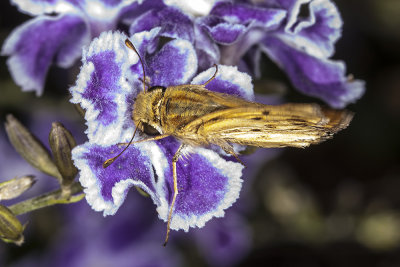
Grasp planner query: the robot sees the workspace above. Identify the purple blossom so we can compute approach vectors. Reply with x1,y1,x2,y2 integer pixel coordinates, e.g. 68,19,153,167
0,0,158,96
205,0,365,108
69,29,252,234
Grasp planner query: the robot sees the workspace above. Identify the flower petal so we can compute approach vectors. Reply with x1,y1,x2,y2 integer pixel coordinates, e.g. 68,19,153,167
147,39,198,86
193,23,220,71
261,36,365,108
276,0,312,32
200,2,286,45
1,14,89,95
199,2,286,66
279,0,343,58
199,16,247,45
72,141,164,216
191,65,254,101
11,0,78,16
70,28,163,145
11,0,136,16
163,0,218,16
154,139,244,231
210,1,286,29
129,7,194,42
69,31,140,145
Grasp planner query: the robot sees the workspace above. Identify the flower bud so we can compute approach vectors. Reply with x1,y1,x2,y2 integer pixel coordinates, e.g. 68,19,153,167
5,114,62,180
0,204,24,246
48,122,78,188
0,176,36,201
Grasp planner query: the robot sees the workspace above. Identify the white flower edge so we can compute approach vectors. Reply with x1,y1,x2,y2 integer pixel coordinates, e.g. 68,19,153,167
191,65,254,101
163,0,219,17
72,140,167,216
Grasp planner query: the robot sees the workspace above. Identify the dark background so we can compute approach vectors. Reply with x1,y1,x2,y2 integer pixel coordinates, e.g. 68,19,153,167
1,0,400,266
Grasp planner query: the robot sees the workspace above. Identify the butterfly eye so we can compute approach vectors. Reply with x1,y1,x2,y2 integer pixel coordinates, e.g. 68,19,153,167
142,122,160,135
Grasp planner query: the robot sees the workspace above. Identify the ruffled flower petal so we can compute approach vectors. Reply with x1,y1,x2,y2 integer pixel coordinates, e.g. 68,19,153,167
198,2,286,67
5,0,142,95
11,0,137,16
276,0,312,32
200,2,286,45
193,23,220,71
147,39,198,86
210,1,287,29
129,7,194,42
1,14,89,95
279,0,342,58
71,141,163,216
191,65,254,101
69,31,140,145
199,17,247,45
154,139,244,231
261,36,365,108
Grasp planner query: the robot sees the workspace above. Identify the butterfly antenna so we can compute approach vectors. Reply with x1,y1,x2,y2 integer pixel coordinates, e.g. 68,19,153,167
125,39,146,92
103,122,141,168
203,64,218,86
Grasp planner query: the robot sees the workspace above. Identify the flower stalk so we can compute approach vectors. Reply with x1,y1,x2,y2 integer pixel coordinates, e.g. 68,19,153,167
8,182,84,216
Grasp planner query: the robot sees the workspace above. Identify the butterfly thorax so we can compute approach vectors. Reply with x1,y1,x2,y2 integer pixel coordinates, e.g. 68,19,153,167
132,84,243,137
159,85,232,135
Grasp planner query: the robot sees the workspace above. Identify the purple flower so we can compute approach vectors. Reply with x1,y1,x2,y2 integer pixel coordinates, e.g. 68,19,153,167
128,4,221,71
203,0,365,108
0,0,151,96
69,29,252,234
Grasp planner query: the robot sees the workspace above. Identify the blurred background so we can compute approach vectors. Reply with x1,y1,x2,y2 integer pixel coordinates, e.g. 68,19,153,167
1,0,400,266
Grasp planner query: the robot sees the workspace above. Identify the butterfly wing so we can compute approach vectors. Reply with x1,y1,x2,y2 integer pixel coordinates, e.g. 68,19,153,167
180,103,353,148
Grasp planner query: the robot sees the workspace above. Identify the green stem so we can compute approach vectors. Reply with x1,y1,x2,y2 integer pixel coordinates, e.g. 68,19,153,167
8,182,84,216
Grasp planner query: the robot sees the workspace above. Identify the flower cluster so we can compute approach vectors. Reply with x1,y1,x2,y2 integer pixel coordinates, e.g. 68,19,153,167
3,0,364,107
1,0,163,95
3,0,366,241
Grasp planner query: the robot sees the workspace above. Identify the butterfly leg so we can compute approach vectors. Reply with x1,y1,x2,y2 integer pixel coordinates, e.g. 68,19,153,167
229,150,246,167
163,143,186,246
219,142,246,167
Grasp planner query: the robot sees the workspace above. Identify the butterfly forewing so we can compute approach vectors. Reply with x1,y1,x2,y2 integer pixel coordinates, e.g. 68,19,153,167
177,103,353,148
